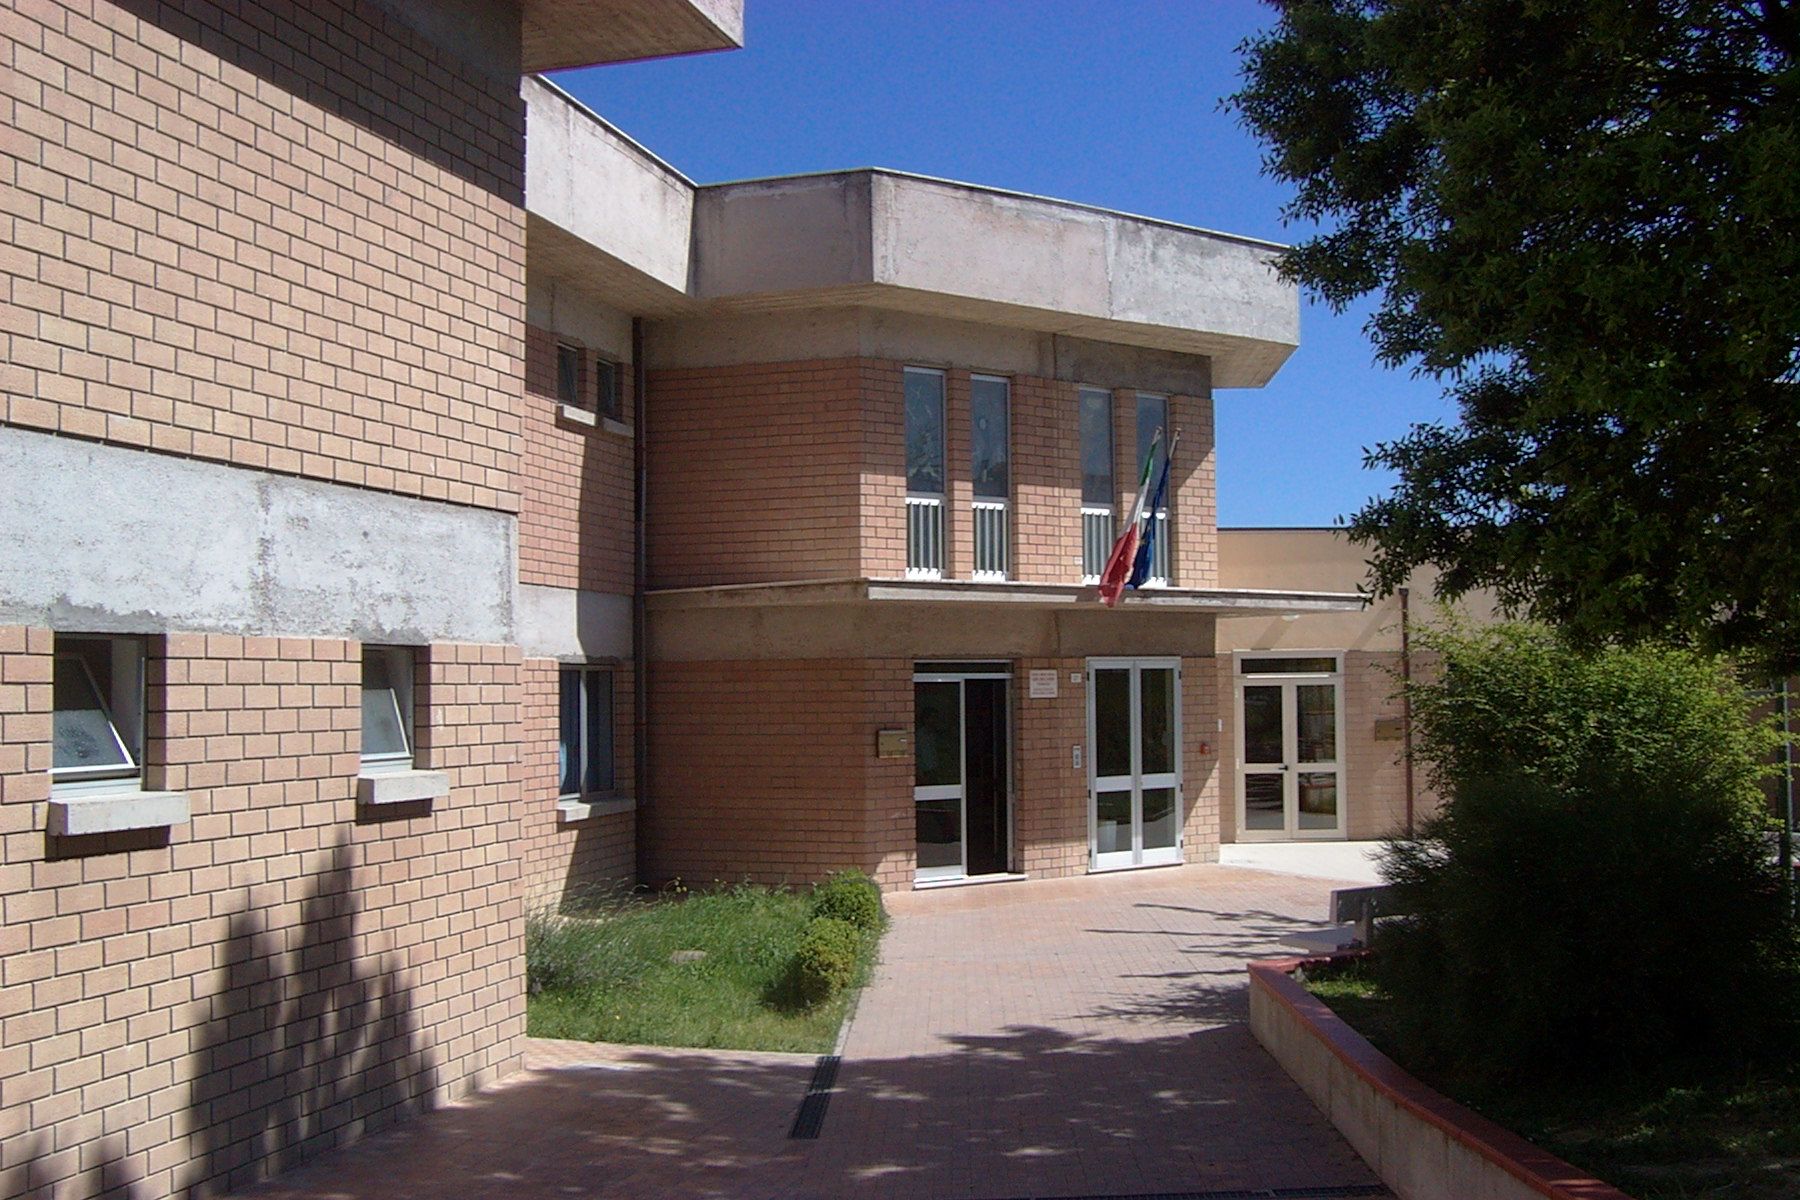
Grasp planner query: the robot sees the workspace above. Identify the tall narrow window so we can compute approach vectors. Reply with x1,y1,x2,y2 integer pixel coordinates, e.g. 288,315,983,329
556,342,584,408
52,635,146,794
559,665,615,796
361,645,416,771
1079,387,1114,581
970,374,1010,580
904,367,946,578
1136,393,1171,585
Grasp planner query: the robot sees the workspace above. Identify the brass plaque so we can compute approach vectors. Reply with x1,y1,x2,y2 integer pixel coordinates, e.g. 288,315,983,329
1373,716,1405,741
876,728,912,758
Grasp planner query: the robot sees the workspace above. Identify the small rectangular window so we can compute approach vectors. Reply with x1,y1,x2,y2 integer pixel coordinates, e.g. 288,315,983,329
596,358,621,421
361,645,416,769
559,665,615,796
52,635,146,793
1136,392,1169,481
556,342,584,408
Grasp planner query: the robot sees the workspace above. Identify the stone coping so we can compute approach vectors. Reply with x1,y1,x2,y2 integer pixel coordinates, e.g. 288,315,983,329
1248,954,1638,1200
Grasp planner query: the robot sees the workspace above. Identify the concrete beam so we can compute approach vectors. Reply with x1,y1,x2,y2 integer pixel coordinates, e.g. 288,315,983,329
0,428,515,645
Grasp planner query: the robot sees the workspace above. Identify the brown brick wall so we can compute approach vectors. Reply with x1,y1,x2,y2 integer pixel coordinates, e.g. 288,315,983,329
646,360,1218,591
518,657,636,908
646,360,872,588
643,658,913,890
520,325,634,593
1,1,525,513
1011,379,1084,583
0,628,522,1198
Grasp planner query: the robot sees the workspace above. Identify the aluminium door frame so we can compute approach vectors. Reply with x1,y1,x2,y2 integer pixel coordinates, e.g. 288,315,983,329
1085,656,1184,872
913,663,1015,879
1231,650,1348,842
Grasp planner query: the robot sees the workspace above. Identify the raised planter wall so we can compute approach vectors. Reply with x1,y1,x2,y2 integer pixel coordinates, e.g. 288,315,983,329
1248,956,1637,1200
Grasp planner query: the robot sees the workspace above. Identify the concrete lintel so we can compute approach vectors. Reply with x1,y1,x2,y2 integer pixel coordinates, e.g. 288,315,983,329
356,770,451,806
48,791,190,836
518,585,633,660
0,427,515,644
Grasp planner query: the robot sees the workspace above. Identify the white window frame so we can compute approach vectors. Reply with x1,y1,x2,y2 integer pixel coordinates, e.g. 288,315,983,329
1086,657,1184,871
1233,650,1348,842
1136,392,1172,588
50,635,147,797
1078,386,1115,583
904,366,948,579
969,373,1011,581
360,644,417,774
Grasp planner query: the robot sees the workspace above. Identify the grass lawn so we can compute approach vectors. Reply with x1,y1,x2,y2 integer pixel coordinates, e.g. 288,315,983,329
526,883,879,1054
1305,962,1800,1200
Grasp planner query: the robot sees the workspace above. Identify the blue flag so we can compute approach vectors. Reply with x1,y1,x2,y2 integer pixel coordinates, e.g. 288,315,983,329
1127,432,1177,589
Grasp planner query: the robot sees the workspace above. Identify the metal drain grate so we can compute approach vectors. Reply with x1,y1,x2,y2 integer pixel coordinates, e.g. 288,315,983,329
787,1054,841,1139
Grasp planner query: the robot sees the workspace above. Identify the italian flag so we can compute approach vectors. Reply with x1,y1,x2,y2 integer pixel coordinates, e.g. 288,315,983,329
1097,429,1162,607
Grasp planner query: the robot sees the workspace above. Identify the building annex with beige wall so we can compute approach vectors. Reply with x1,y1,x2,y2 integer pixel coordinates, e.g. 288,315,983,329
1216,527,1498,845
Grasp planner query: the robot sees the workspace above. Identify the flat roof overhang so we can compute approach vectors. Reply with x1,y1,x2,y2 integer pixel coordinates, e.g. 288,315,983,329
647,578,1366,617
522,0,744,73
524,84,1301,387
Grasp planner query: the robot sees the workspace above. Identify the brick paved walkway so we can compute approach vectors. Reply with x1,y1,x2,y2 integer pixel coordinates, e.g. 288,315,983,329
241,864,1384,1199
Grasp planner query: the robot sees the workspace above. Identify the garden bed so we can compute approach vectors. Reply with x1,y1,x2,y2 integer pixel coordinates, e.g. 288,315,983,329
1291,957,1800,1200
526,882,882,1055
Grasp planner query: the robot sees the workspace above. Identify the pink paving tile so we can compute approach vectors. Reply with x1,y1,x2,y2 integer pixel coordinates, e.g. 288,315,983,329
233,864,1384,1199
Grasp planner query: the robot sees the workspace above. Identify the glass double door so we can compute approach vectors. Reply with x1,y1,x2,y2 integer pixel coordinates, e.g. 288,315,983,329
1088,659,1183,871
1237,672,1344,840
914,669,1010,882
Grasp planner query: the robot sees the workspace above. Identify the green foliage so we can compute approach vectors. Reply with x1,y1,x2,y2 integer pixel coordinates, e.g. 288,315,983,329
810,869,886,933
790,916,863,1007
1375,625,1797,1077
1231,1,1800,669
1405,620,1785,801
525,883,880,1053
525,905,640,996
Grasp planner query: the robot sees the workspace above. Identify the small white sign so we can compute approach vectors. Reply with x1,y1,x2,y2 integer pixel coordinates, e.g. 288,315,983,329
1029,669,1058,699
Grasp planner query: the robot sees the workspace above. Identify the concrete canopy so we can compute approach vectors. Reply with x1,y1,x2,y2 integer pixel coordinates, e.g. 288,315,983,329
524,82,1301,386
647,578,1364,618
521,0,744,73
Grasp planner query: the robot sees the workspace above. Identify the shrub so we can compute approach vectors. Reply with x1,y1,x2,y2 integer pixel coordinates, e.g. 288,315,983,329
525,906,636,996
790,916,862,1007
1377,624,1796,1078
810,868,885,933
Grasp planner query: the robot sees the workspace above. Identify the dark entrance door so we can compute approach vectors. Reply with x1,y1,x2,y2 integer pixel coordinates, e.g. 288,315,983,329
912,665,1011,881
963,677,1009,876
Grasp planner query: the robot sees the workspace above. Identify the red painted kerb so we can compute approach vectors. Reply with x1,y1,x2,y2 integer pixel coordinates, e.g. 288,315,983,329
1249,955,1638,1200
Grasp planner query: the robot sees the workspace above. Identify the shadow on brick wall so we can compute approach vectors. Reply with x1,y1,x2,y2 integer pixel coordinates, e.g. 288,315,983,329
108,0,525,203
4,1132,144,1200
177,837,435,1198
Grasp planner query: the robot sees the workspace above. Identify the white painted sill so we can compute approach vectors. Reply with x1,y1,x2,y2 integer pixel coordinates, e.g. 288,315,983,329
558,402,597,427
356,769,450,807
48,791,190,836
557,795,635,824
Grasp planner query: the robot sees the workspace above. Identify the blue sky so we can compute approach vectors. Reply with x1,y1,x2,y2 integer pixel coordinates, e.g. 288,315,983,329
550,0,1456,527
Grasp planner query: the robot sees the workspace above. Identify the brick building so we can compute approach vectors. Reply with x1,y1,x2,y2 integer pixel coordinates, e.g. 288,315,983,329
0,4,1427,1197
